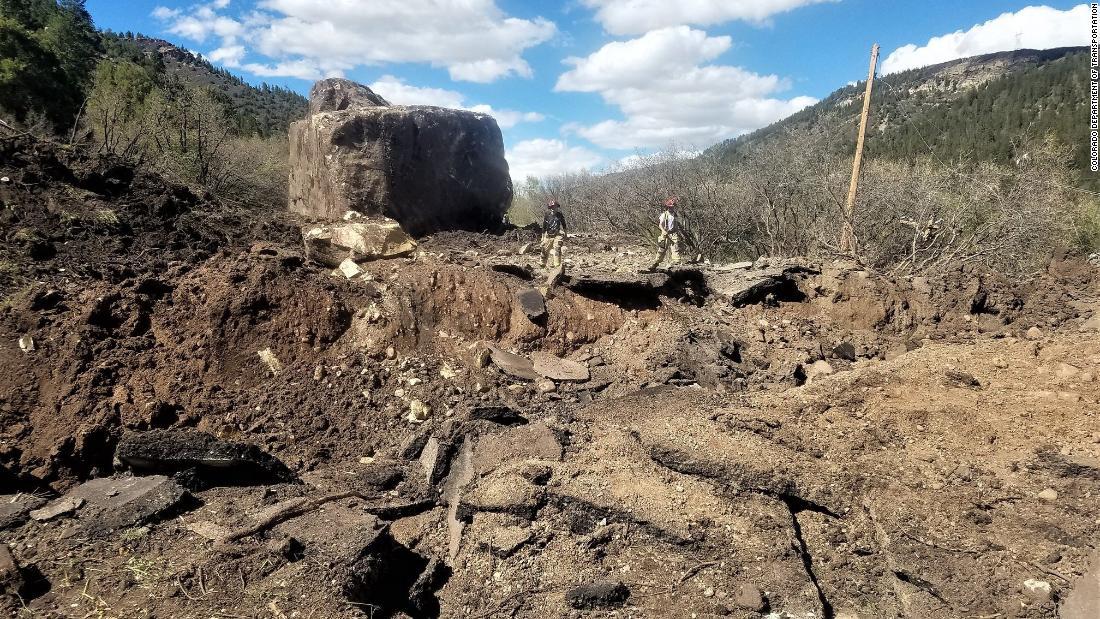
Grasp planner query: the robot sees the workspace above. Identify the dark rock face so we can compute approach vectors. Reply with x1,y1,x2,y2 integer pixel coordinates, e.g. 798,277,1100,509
115,430,294,486
289,78,512,237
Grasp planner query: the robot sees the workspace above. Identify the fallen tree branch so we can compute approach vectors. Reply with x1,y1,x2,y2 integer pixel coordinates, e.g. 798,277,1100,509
679,561,720,584
218,491,374,544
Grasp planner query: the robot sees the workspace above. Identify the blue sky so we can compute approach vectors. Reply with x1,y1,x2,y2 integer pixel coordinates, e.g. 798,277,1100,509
84,1,1090,179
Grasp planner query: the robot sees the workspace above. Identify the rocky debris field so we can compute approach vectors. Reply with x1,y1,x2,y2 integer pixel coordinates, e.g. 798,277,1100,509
2,139,1100,618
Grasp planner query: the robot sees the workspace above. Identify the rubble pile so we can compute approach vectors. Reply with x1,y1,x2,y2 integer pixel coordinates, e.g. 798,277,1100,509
2,134,1100,618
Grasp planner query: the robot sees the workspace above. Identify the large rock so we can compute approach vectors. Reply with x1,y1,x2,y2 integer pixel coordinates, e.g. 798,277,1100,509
289,78,512,236
309,78,389,115
303,219,417,267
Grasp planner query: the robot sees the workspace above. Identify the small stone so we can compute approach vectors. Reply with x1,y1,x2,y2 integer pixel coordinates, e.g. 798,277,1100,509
1025,326,1043,341
734,584,766,611
833,342,857,361
991,357,1008,369
1023,578,1052,602
703,587,715,597
1054,363,1080,382
1037,488,1058,502
406,377,422,386
385,346,397,360
804,360,834,382
1080,314,1100,332
337,258,364,279
313,365,325,381
17,335,34,353
439,364,457,379
536,379,556,394
474,346,492,368
407,399,432,423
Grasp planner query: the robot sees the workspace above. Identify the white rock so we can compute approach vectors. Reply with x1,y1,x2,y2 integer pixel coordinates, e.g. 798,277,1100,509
18,335,35,353
337,258,364,279
257,348,283,375
407,399,432,423
1025,326,1043,341
1022,578,1052,602
805,360,835,382
1037,488,1058,502
1054,363,1080,381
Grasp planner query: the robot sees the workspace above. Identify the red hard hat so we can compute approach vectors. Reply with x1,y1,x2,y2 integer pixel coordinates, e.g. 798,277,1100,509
663,197,679,207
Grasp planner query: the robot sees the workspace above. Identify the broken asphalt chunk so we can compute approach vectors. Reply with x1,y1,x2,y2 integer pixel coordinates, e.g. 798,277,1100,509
62,475,189,537
565,580,630,610
115,429,295,486
0,494,47,529
515,287,546,321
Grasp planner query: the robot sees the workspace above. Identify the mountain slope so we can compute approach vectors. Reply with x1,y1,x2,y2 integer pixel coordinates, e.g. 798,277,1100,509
101,31,307,137
711,47,1090,181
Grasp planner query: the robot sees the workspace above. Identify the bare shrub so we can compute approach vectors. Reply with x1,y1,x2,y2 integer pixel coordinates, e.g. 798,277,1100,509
526,132,1078,275
82,66,289,209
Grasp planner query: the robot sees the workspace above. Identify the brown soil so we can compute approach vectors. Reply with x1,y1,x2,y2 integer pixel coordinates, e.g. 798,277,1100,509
2,139,1099,618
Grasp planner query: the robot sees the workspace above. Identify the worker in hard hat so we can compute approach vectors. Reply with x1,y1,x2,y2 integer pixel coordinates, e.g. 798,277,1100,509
647,196,681,271
540,199,567,269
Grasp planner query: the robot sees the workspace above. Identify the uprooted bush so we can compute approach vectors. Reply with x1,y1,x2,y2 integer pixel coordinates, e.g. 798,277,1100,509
516,133,1083,275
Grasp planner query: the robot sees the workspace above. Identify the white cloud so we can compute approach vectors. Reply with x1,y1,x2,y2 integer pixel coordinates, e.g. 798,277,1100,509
241,59,339,81
468,106,544,128
506,138,605,180
154,1,556,83
881,4,1090,74
368,76,544,129
160,3,244,43
151,6,181,20
207,44,246,67
581,0,831,35
369,76,467,108
556,26,816,149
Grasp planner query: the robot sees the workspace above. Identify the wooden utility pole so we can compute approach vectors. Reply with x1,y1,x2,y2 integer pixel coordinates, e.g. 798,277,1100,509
840,43,879,254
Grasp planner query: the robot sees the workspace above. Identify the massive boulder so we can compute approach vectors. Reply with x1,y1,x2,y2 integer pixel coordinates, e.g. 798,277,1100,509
289,78,512,236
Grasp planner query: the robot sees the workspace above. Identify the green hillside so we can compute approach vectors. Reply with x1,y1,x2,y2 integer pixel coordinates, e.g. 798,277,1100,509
712,46,1091,184
100,32,307,138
